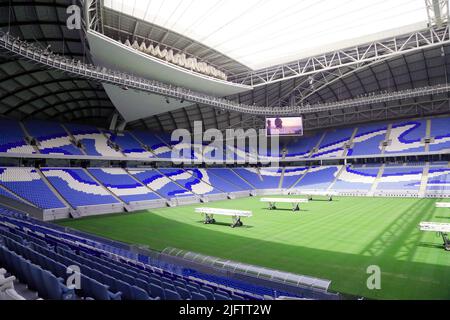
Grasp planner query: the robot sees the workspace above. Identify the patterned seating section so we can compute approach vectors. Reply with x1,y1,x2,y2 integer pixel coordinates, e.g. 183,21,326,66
207,169,253,191
1,163,447,210
233,168,281,189
0,116,449,159
0,168,65,209
24,120,83,155
64,124,123,157
312,128,354,158
0,185,26,203
281,167,308,188
426,164,450,193
376,166,423,191
349,123,388,156
285,133,321,158
108,132,154,158
41,168,119,207
204,169,249,193
157,168,219,195
292,166,341,191
131,131,172,158
0,119,35,154
384,120,426,154
129,169,194,199
88,168,161,203
429,117,450,152
333,166,380,191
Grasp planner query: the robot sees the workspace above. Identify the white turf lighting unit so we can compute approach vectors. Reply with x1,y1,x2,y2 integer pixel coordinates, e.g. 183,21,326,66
195,207,252,228
419,222,450,251
260,198,309,212
436,202,450,208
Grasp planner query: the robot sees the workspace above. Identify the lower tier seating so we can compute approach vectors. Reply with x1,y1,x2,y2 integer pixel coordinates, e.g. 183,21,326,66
88,168,161,203
0,168,65,209
0,207,303,300
41,168,120,207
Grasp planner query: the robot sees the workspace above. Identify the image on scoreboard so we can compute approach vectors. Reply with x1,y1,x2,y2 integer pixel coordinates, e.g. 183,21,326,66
265,116,303,136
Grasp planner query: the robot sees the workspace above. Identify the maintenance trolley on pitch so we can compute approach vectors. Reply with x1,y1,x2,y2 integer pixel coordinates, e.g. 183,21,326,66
195,207,252,228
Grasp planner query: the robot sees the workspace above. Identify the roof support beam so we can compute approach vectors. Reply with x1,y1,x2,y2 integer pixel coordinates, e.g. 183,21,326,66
229,26,450,87
4,29,450,117
426,0,449,28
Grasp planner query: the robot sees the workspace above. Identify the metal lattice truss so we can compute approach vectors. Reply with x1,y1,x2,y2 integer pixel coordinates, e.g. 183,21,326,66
425,0,449,28
0,31,279,115
2,29,450,119
229,26,450,87
268,58,391,108
85,0,104,33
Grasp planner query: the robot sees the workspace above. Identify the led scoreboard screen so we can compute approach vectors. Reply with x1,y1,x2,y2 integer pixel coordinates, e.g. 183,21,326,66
265,116,303,136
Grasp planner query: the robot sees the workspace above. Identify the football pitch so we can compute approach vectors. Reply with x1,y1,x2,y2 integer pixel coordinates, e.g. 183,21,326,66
56,196,450,300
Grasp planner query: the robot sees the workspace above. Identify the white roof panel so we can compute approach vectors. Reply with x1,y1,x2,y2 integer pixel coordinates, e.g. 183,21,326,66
105,0,428,70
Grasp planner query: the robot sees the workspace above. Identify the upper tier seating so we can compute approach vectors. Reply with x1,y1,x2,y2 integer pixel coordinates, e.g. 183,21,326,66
129,169,194,199
281,167,308,189
312,128,354,158
384,120,426,154
64,124,123,157
200,144,227,162
426,164,450,194
429,116,450,152
0,168,65,209
233,168,281,189
156,133,175,146
0,116,449,161
158,168,220,195
376,166,423,192
41,168,120,207
0,119,35,154
349,123,388,156
24,120,83,156
131,131,172,159
333,165,380,191
291,166,341,190
108,132,154,158
88,168,161,203
285,133,322,158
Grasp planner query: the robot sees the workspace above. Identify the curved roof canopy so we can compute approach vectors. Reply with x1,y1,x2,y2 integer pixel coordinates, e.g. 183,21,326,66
106,0,428,70
0,0,449,133
0,0,115,127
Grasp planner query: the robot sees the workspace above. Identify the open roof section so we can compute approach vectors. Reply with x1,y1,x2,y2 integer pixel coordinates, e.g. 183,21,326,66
105,0,428,70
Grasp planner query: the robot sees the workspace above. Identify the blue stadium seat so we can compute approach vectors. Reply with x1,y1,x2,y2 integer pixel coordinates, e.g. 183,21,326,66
164,289,182,300
190,292,207,300
199,288,215,300
115,279,133,300
149,283,164,299
176,286,191,300
131,285,151,300
89,277,121,300
214,293,231,300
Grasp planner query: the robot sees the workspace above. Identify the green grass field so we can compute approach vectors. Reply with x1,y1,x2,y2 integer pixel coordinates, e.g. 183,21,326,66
55,196,450,300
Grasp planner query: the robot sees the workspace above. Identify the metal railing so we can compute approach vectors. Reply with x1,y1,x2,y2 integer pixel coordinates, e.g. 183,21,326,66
2,30,450,116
